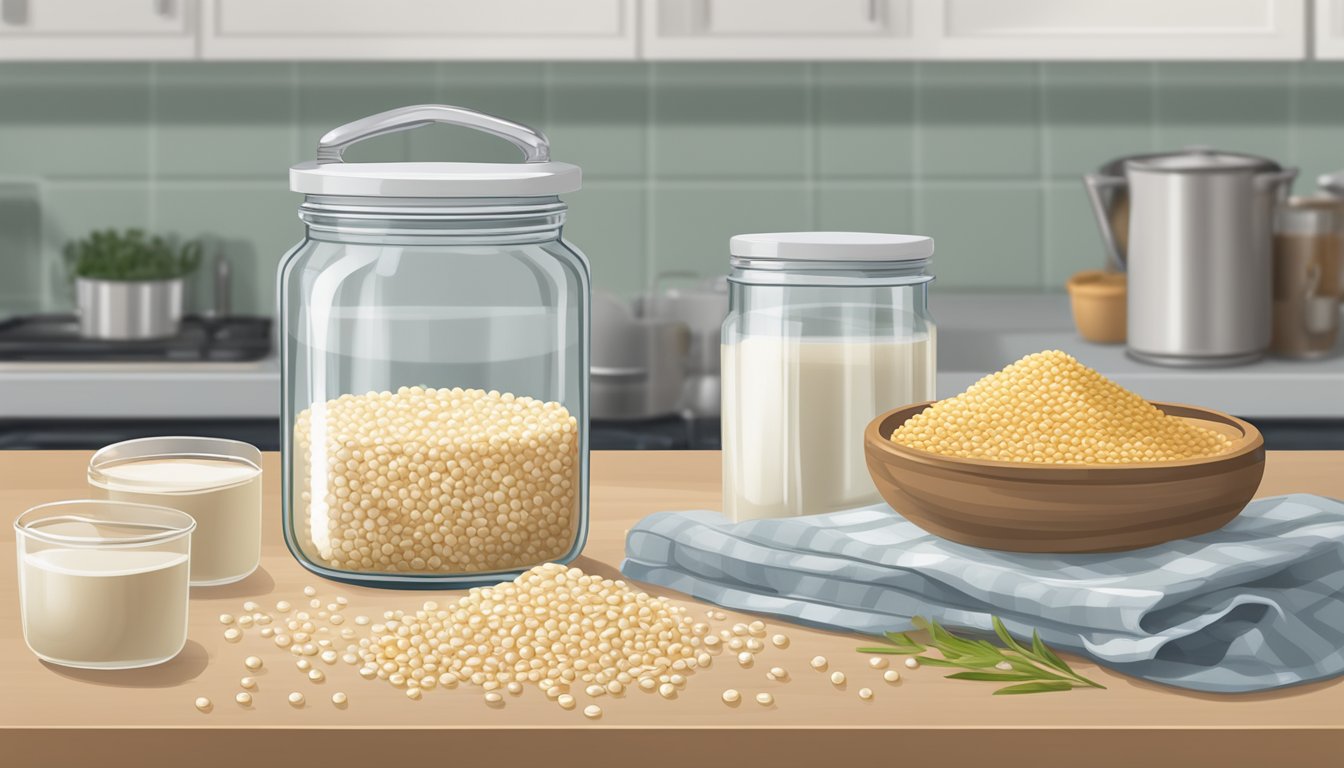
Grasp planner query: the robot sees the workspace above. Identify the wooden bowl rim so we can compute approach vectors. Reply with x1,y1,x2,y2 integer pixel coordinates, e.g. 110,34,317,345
865,400,1264,478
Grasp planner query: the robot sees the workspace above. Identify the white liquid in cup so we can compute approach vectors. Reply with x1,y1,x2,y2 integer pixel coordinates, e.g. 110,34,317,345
722,336,935,521
92,457,261,586
20,547,190,669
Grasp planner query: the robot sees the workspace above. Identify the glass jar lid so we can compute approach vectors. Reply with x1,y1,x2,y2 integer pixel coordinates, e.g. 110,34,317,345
290,104,581,198
729,232,934,263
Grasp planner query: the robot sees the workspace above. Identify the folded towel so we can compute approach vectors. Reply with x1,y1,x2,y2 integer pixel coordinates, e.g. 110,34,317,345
621,494,1344,693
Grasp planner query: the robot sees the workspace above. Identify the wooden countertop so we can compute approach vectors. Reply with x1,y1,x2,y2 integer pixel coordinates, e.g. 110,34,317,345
3,450,1343,767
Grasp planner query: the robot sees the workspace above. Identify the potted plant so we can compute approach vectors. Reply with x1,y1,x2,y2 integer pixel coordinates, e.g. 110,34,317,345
64,229,202,340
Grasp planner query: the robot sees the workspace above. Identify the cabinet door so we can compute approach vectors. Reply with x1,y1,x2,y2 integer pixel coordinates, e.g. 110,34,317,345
0,0,196,59
643,0,919,59
201,0,636,60
912,0,1306,60
1317,0,1344,59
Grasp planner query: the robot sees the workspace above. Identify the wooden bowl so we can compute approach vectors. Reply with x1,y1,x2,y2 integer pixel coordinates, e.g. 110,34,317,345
863,402,1265,553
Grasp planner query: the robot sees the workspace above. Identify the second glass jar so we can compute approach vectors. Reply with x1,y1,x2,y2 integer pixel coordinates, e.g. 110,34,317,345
722,232,936,521
280,105,590,587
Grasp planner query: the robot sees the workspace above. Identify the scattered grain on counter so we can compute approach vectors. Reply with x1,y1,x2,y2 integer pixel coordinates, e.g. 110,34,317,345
235,692,253,707
858,688,874,701
810,655,828,671
737,651,754,667
218,613,234,625
868,656,888,670
244,655,263,670
292,386,579,575
288,692,305,707
331,692,348,707
904,658,920,669
583,704,603,719
243,601,260,612
830,671,846,686
557,693,576,709
767,666,788,681
721,689,741,704
883,670,901,683
355,563,701,710
308,669,325,682
303,586,317,597
194,697,212,712
770,633,790,649
889,350,1232,464
241,676,257,689
755,692,774,706
223,628,241,643
276,600,291,613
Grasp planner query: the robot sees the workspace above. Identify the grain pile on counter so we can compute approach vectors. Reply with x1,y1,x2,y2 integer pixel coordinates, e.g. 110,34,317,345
890,350,1232,464
293,386,579,574
355,563,705,714
194,565,922,717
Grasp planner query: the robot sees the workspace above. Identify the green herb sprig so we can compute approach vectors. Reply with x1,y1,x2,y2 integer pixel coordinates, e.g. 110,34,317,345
65,229,202,282
857,616,1106,695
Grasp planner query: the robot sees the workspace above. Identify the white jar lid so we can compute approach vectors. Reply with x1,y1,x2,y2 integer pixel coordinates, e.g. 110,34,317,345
290,160,581,197
729,232,934,262
289,104,581,198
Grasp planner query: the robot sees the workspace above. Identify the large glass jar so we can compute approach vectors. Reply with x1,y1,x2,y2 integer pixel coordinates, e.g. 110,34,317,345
280,105,589,588
721,232,936,522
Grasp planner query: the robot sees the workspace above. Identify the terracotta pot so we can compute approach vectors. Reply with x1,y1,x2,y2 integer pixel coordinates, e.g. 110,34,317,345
1066,270,1126,344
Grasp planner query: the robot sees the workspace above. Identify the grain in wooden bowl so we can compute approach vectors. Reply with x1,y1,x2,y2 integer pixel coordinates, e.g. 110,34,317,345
862,351,1265,553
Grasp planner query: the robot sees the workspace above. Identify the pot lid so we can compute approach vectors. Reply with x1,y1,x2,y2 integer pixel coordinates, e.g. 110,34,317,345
1099,147,1279,177
289,104,581,198
729,232,934,262
1125,149,1270,174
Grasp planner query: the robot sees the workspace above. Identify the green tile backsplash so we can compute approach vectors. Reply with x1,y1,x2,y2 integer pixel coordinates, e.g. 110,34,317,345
0,60,1340,315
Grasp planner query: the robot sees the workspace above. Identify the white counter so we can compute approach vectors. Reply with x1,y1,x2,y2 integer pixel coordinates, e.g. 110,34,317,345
0,356,280,419
0,294,1340,420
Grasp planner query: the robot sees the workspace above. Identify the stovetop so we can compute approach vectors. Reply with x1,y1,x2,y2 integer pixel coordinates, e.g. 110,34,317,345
0,314,272,362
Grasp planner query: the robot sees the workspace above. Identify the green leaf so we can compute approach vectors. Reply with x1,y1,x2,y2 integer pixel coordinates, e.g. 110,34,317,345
856,647,913,655
992,681,1076,695
945,671,1044,682
869,615,1107,695
993,616,1035,659
883,631,926,652
1032,630,1073,675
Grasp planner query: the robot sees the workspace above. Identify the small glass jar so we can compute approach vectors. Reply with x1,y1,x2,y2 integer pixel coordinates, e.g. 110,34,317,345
280,105,590,588
89,436,262,586
722,232,936,521
15,500,195,669
1271,196,1344,358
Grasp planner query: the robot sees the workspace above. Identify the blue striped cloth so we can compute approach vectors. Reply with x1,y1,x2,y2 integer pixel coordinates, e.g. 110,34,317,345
621,494,1344,693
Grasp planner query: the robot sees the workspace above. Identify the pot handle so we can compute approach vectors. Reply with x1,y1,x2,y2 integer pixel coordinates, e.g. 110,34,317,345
1083,173,1127,272
315,104,550,165
1254,167,1299,198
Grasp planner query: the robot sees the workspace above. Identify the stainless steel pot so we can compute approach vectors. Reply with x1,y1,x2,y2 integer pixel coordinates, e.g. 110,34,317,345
74,276,185,340
1085,149,1297,366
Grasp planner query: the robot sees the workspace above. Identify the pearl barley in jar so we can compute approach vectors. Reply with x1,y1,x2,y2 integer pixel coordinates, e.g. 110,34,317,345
280,105,590,587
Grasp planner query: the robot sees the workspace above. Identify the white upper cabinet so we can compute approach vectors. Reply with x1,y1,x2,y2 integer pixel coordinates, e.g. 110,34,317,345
643,0,918,60
0,0,197,59
200,0,637,60
1317,0,1344,59
912,0,1307,60
0,0,1321,61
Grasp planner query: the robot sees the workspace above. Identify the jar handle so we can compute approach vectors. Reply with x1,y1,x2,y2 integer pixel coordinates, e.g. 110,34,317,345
315,104,551,165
